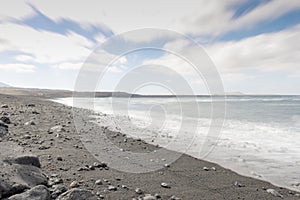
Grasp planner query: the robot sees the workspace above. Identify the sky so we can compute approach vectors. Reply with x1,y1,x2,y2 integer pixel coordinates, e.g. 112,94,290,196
0,0,300,95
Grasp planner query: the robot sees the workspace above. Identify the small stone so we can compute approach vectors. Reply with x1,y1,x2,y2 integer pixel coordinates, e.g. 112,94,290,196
203,167,209,171
108,185,117,191
24,121,35,126
77,166,90,171
38,145,50,150
95,179,103,185
48,178,63,186
211,167,216,171
135,188,143,194
70,181,79,188
170,195,181,200
57,156,63,161
0,116,11,124
161,182,170,188
234,181,245,187
50,125,65,133
266,189,283,198
23,134,31,139
51,185,67,198
143,194,157,200
88,165,95,170
121,185,128,189
154,193,161,198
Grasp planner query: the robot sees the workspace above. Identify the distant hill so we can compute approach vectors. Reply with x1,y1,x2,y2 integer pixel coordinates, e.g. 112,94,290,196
0,82,10,88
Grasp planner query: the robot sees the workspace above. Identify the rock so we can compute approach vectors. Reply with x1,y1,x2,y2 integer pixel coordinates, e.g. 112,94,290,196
51,185,67,199
203,167,209,171
24,121,35,126
170,195,181,200
26,104,35,107
95,179,102,185
50,125,65,133
135,188,143,194
57,189,98,200
57,156,63,161
0,116,11,124
15,164,48,187
5,155,41,168
8,185,50,200
234,181,245,187
77,166,90,171
69,181,79,188
48,178,63,186
1,104,8,108
93,162,107,168
38,145,50,150
266,189,283,198
0,154,47,198
121,185,128,189
108,185,117,191
161,182,170,188
0,120,8,136
143,194,157,200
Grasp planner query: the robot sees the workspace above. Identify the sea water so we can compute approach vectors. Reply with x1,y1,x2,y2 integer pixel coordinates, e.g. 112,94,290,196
54,95,300,191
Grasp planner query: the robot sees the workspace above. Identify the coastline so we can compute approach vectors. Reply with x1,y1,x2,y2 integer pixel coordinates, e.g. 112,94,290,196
1,94,299,199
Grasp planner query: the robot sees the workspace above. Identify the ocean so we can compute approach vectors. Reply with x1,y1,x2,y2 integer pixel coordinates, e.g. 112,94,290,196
54,95,300,191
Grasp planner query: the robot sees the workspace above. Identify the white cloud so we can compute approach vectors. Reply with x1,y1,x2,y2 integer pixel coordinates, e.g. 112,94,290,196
0,63,36,73
207,24,300,72
0,0,33,21
228,0,300,31
0,23,94,64
56,62,83,70
27,0,300,41
15,55,35,62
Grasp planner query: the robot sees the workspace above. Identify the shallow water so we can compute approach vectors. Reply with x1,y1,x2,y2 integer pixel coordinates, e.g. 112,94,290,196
54,95,300,191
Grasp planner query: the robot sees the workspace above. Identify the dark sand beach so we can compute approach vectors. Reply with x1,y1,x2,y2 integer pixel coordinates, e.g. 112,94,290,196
0,93,299,199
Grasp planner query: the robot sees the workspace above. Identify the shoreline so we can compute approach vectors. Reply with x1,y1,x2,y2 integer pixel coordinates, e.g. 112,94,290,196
1,94,299,199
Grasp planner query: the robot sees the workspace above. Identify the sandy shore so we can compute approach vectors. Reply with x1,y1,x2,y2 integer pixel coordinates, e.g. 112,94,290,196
0,94,299,199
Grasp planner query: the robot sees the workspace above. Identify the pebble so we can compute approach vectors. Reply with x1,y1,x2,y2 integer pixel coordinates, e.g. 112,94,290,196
266,189,283,198
0,116,11,124
203,167,209,171
170,195,181,200
70,181,79,188
38,145,50,150
143,194,157,200
95,179,103,185
234,181,245,187
135,188,143,194
24,121,35,126
57,156,63,161
108,185,117,191
1,104,8,108
77,166,90,171
161,182,170,188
